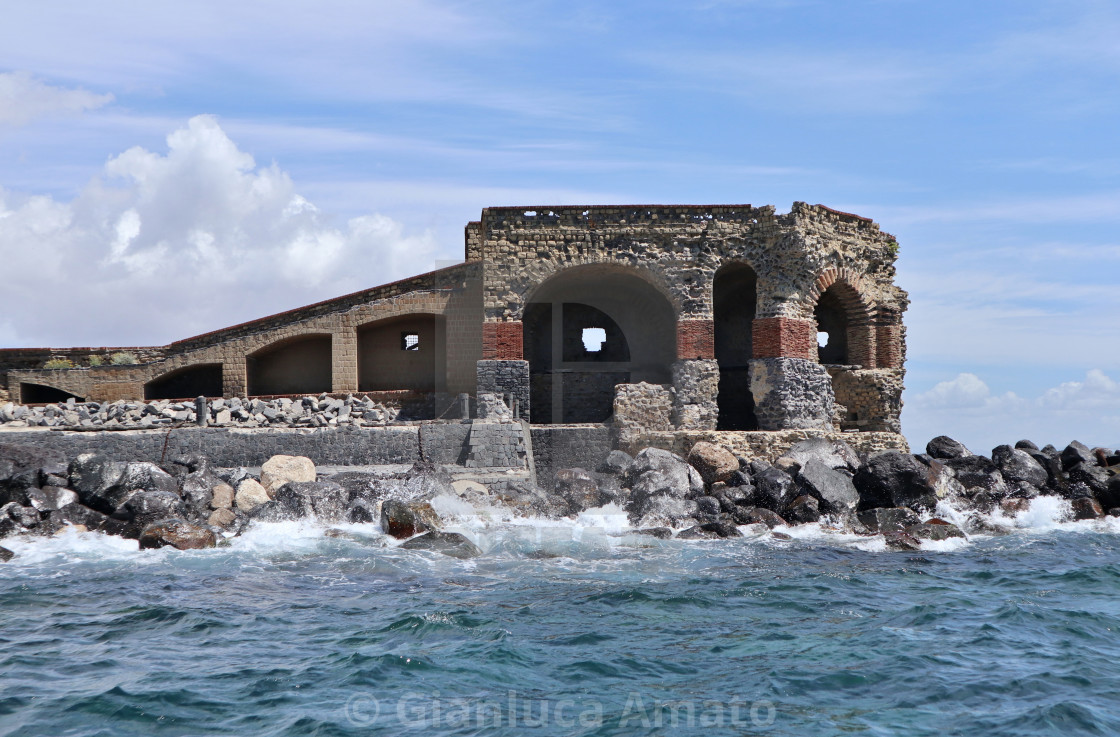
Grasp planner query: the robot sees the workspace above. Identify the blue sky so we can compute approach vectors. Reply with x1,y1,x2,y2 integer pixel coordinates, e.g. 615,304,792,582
1,0,1118,451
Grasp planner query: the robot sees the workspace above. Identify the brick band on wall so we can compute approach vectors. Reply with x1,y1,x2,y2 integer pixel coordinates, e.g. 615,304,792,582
676,319,715,360
481,321,524,360
752,317,816,360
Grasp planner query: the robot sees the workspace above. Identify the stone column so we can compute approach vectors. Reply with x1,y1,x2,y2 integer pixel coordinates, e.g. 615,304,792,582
332,327,359,394
671,359,719,430
476,361,530,421
222,359,247,398
749,316,835,430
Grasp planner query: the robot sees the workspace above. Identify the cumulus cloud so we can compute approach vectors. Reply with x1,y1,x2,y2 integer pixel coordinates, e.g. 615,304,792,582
0,115,438,346
0,71,113,126
904,370,1120,453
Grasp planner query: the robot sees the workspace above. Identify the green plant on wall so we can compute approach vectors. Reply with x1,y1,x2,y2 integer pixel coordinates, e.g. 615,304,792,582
43,358,76,370
886,239,900,257
110,352,138,365
89,355,104,367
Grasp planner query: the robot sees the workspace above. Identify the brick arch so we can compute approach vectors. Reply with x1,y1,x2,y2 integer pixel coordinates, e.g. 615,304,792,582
245,332,333,396
804,269,877,368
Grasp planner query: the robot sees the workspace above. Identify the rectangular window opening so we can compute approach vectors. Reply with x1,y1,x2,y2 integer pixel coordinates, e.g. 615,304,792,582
402,332,420,351
582,327,606,352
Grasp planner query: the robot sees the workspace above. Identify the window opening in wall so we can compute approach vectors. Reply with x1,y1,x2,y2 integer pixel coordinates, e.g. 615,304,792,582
582,327,606,352
401,333,420,351
818,332,829,348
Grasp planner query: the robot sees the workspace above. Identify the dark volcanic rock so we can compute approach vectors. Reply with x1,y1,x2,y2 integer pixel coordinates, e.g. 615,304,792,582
695,495,721,517
68,453,128,513
857,507,921,534
400,531,481,559
246,500,301,523
380,498,438,539
853,452,938,511
635,527,673,539
49,504,127,536
926,436,971,460
625,448,703,497
115,490,188,537
1068,465,1112,501
944,456,1008,498
0,546,12,562
797,460,859,515
1069,497,1103,521
752,465,799,513
1098,475,1120,511
26,487,78,513
0,444,67,506
787,495,821,523
884,531,923,551
996,449,1048,488
555,468,607,514
1061,441,1096,471
596,450,633,476
906,520,966,541
138,519,217,550
742,507,787,529
1000,498,1031,515
274,481,349,522
1014,439,1040,451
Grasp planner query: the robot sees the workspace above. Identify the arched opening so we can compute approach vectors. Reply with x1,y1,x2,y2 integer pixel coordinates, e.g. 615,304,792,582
713,263,758,430
247,334,332,396
358,314,446,392
144,364,223,400
815,287,850,364
20,383,84,404
523,266,675,424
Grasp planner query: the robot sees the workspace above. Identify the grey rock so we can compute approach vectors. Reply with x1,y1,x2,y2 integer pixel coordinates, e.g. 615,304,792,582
597,450,633,475
786,494,821,523
752,465,799,513
906,520,966,541
1061,441,1095,471
400,531,481,559
996,449,1048,488
274,481,349,522
779,437,860,472
943,455,1008,499
856,507,921,534
26,487,78,513
797,459,859,515
0,546,12,562
555,468,606,515
138,518,217,550
926,436,971,460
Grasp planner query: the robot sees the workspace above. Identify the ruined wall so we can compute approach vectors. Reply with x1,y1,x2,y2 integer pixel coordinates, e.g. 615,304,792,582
629,428,909,461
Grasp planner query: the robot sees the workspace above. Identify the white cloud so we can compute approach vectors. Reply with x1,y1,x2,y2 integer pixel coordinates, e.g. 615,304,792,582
0,115,438,346
904,370,1120,453
0,71,113,127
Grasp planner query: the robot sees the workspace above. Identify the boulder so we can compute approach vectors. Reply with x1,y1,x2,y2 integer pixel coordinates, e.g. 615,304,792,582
884,531,922,551
752,465,799,513
1069,497,1103,521
625,448,702,496
856,507,921,534
635,527,673,539
853,452,938,511
695,495,721,517
274,481,349,522
926,436,971,460
995,449,1048,488
381,498,439,538
49,504,127,536
1098,475,1120,511
676,525,721,540
207,508,237,527
778,437,860,472
944,456,1008,498
787,495,821,523
138,519,217,550
741,507,787,529
925,459,965,500
1000,498,1031,515
1,502,39,530
1068,465,1112,500
634,495,699,527
260,455,317,495
597,450,633,476
797,460,859,515
1061,441,1096,471
0,546,12,562
687,442,739,485
179,471,218,516
116,490,187,536
678,521,743,539
210,483,235,510
0,444,67,505
906,520,966,541
399,531,482,559
117,462,178,495
246,500,301,523
26,487,78,513
68,453,129,513
235,479,270,512
555,468,607,514
1014,439,1040,451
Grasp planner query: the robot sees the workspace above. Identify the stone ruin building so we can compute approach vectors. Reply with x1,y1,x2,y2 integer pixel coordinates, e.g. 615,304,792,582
0,202,909,459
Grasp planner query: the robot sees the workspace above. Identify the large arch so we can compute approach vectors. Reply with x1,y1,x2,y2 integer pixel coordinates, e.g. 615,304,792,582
713,262,758,429
246,334,332,396
20,382,84,404
357,314,446,392
145,364,223,400
522,265,676,424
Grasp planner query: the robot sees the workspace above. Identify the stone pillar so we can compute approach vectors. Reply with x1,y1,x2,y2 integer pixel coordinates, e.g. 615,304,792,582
748,357,835,430
671,359,719,430
476,360,530,421
332,328,359,394
223,360,247,398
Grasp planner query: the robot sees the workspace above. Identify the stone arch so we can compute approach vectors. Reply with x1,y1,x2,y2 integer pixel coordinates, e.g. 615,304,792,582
713,261,759,429
20,382,84,404
805,269,876,367
522,264,677,423
356,313,446,392
144,363,223,400
246,333,332,396
514,257,683,322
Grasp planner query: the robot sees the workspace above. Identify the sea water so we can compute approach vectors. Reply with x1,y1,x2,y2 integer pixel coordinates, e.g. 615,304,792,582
2,499,1119,736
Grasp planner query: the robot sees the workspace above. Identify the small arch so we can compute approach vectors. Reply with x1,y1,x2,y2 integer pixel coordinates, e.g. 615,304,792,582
812,279,875,367
357,314,446,392
247,334,332,396
20,383,84,404
145,364,223,400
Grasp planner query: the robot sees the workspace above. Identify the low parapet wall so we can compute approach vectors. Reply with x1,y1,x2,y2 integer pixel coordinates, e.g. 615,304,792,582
628,429,909,460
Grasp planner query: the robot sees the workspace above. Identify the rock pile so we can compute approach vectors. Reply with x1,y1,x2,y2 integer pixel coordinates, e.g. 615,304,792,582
0,395,401,430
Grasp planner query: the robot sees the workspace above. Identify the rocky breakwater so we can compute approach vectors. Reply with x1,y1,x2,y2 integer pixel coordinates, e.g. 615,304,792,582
0,394,400,430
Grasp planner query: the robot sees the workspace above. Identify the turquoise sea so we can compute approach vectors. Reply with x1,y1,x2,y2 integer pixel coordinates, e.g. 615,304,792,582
2,501,1118,736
